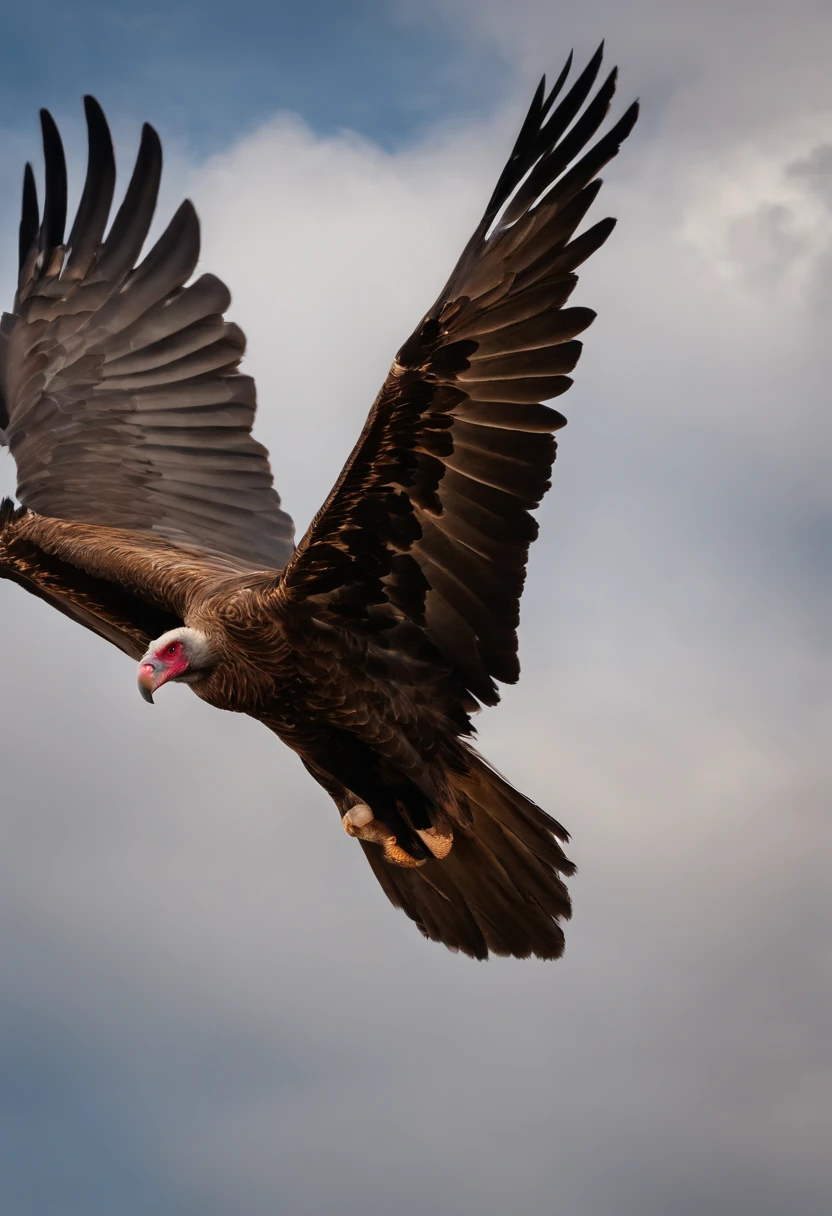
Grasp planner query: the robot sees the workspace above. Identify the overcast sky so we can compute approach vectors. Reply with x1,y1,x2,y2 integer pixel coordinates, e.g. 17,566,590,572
0,2,829,1214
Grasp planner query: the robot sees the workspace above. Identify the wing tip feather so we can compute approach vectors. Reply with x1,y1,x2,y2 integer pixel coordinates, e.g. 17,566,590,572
18,163,39,276
38,107,67,252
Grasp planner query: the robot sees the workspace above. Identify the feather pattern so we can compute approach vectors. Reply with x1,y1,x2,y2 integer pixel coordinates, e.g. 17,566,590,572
0,97,294,569
280,47,638,706
0,498,240,658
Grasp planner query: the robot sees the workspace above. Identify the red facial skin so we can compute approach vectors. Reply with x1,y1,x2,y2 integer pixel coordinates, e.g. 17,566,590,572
139,640,190,694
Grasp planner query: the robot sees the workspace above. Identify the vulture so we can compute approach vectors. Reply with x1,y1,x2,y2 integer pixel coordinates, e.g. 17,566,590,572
0,47,638,960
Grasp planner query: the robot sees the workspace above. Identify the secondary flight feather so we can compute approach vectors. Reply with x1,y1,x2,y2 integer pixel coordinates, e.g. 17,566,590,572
0,47,638,959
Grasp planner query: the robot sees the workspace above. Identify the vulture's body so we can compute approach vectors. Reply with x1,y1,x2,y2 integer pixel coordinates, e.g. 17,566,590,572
0,49,638,959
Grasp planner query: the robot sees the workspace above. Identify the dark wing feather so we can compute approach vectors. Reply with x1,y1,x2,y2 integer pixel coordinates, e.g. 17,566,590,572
0,499,243,659
0,98,294,570
0,504,179,659
279,50,638,705
63,95,116,280
37,109,67,254
16,164,39,288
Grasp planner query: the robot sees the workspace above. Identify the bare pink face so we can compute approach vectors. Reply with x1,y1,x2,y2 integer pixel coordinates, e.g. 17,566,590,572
137,638,191,703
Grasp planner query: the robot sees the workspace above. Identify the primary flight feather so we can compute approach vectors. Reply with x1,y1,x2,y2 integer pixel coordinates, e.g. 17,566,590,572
0,48,638,959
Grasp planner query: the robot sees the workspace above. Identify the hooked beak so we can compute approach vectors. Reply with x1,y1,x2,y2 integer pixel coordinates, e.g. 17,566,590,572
138,660,166,704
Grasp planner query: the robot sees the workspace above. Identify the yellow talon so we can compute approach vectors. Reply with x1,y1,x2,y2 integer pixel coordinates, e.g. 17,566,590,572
417,826,454,860
342,803,426,868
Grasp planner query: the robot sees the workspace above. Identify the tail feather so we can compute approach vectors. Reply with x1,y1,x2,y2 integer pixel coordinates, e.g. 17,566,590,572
362,749,574,960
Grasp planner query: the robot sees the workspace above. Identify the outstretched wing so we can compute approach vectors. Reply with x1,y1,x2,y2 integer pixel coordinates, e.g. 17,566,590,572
279,48,638,705
0,98,294,570
0,499,231,660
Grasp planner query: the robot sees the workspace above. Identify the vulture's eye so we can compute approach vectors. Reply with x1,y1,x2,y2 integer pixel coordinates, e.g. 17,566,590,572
166,643,179,657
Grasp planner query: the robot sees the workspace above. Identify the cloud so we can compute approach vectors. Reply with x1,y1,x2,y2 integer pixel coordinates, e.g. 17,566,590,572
416,0,832,140
0,9,830,1214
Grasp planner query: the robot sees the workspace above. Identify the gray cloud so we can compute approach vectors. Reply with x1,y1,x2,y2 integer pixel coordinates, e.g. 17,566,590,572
0,5,830,1213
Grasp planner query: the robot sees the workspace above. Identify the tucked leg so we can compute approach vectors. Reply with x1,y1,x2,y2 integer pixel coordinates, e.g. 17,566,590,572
342,801,425,868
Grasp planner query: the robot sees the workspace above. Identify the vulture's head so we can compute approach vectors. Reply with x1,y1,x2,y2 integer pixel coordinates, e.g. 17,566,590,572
137,628,216,703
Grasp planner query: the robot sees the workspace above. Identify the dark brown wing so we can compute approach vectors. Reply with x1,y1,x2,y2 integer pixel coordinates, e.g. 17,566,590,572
0,97,294,571
279,48,638,705
0,500,244,659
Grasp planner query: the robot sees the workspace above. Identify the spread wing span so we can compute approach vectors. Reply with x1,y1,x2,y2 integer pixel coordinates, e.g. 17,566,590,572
0,97,294,570
279,47,638,706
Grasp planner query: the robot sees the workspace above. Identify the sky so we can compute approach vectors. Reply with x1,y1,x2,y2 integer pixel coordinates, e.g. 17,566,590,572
0,1,830,1214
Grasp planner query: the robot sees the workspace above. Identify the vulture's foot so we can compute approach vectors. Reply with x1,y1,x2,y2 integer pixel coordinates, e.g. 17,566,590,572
342,803,425,869
342,803,374,834
416,825,454,860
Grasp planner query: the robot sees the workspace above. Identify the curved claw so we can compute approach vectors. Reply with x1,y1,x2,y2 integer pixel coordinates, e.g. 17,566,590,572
342,803,426,869
417,825,454,860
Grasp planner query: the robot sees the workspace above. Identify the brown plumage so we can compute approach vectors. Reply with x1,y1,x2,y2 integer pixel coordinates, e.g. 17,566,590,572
0,50,638,960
